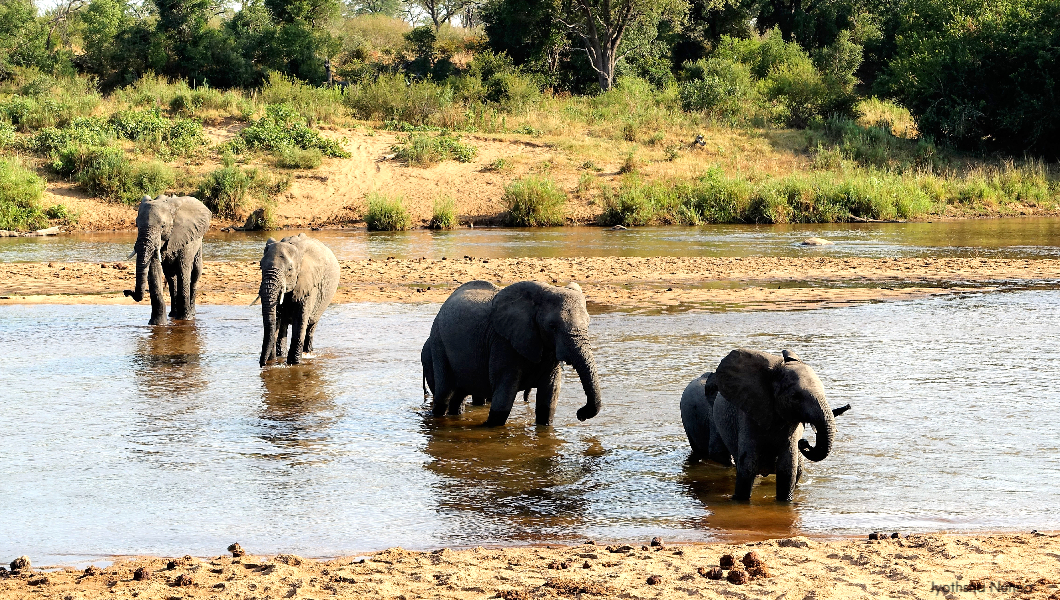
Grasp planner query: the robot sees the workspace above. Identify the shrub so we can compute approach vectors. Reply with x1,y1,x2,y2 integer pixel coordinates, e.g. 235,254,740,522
275,147,323,169
197,160,284,219
260,72,347,125
503,176,566,227
0,122,14,149
109,108,207,157
391,133,476,167
65,145,175,205
678,58,756,120
240,104,350,157
365,193,411,231
429,196,458,229
0,159,48,231
345,74,454,125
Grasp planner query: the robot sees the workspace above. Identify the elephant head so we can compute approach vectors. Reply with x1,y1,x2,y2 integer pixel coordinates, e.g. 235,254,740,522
492,281,602,421
123,194,210,302
258,237,306,367
715,348,834,462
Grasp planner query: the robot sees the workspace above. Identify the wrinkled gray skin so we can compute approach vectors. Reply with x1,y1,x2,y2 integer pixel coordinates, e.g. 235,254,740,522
123,195,211,325
421,280,602,427
681,348,840,502
258,234,340,367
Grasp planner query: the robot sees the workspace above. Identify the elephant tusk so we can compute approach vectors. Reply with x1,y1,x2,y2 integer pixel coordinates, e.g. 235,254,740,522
250,294,261,306
127,250,137,260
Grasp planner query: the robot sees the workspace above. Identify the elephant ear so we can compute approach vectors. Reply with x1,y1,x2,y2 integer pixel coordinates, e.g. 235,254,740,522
491,283,544,362
715,348,785,430
168,197,212,252
782,349,801,362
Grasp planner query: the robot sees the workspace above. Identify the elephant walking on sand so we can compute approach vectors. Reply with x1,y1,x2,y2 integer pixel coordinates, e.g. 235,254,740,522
258,234,339,367
681,348,849,501
123,194,212,325
421,280,602,426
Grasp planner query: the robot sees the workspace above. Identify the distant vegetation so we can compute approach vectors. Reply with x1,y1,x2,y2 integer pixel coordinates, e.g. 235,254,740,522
365,192,412,231
0,0,1058,229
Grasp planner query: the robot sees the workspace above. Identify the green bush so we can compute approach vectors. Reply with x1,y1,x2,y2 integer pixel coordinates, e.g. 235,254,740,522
503,176,566,227
883,0,1060,156
197,160,285,219
391,133,477,167
108,108,207,157
275,147,323,169
50,144,174,204
241,104,351,158
0,122,14,149
345,74,454,125
678,58,756,119
365,193,411,231
0,159,48,231
429,196,458,229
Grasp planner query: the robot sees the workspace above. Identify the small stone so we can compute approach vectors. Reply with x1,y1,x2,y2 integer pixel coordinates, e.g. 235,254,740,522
699,566,724,580
165,561,179,570
83,566,101,577
802,237,835,246
582,561,591,569
10,556,30,572
173,573,193,587
891,532,900,539
646,575,662,585
719,554,735,569
213,583,226,590
777,537,811,548
133,567,151,581
742,551,763,569
641,545,649,551
650,537,663,547
274,554,303,566
227,543,245,558
584,540,596,546
27,576,49,586
726,569,748,585
868,532,882,540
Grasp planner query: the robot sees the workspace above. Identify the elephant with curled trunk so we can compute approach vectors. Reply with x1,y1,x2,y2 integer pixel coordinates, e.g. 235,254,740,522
421,280,602,427
681,348,849,502
123,195,211,325
258,234,339,367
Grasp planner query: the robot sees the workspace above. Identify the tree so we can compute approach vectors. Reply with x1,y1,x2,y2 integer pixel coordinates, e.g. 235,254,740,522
347,0,404,16
0,0,51,76
557,0,688,91
406,0,469,29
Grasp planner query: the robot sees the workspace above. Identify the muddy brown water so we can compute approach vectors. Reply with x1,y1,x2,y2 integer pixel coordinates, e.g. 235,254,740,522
1,291,1058,564
6,218,1060,263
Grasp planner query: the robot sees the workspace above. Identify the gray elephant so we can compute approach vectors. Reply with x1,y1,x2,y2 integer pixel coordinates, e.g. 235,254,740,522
681,348,849,501
123,194,211,325
421,280,602,427
258,233,340,367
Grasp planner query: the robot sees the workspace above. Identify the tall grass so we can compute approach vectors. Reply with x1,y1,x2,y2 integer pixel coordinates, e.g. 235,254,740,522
197,159,289,219
391,133,476,167
365,192,411,231
503,176,566,227
0,159,48,231
430,196,458,229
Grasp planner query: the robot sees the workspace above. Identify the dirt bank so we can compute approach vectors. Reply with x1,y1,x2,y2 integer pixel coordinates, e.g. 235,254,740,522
3,533,1058,600
2,256,1058,311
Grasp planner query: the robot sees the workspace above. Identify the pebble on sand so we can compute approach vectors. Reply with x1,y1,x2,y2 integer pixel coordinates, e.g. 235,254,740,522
10,556,30,572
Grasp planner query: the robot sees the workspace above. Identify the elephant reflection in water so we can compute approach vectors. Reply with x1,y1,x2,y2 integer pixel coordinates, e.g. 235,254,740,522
258,365,339,461
133,323,206,398
678,460,799,540
421,406,604,543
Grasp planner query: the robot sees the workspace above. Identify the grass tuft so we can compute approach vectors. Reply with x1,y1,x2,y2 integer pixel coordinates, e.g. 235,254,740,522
0,159,48,231
391,133,477,167
365,193,411,231
503,176,566,227
429,196,458,229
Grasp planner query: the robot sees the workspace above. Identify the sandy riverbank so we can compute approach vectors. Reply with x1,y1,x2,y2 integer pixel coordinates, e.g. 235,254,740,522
3,533,1058,600
1,256,1058,311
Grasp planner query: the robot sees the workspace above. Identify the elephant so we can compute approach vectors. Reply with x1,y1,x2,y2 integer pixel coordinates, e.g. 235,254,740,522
257,233,340,367
680,348,850,502
421,280,602,427
123,194,212,325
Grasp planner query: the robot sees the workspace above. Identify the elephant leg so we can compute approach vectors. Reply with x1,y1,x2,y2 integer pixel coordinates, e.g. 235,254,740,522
165,266,179,319
485,373,521,426
286,307,309,365
775,432,801,502
534,363,563,426
275,311,289,360
447,392,465,415
188,246,202,317
303,320,317,353
471,395,487,406
148,256,167,326
172,250,195,320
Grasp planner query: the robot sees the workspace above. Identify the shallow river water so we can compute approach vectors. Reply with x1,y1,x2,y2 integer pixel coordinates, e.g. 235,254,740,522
5,217,1060,263
2,291,1058,563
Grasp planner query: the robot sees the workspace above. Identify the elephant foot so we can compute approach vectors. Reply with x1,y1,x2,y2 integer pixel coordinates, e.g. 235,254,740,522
123,290,143,302
483,416,508,427
148,316,166,326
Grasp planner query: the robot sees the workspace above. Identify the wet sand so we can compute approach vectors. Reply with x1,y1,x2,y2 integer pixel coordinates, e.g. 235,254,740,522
2,533,1058,600
2,256,1058,311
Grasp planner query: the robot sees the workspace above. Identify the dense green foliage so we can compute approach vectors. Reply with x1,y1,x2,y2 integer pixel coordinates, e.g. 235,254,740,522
391,133,476,166
197,159,288,219
503,176,567,226
429,196,458,229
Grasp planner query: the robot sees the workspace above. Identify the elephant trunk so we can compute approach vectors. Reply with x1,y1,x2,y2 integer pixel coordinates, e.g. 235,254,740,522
125,228,160,302
798,397,835,462
259,271,286,367
566,333,602,421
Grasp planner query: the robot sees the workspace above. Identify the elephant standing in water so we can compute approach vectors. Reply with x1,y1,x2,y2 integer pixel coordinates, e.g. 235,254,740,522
123,195,211,325
258,234,339,367
421,280,602,426
681,349,849,501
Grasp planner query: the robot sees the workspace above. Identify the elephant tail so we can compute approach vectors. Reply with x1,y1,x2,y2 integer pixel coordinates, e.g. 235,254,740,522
423,375,431,402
